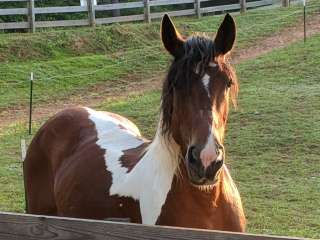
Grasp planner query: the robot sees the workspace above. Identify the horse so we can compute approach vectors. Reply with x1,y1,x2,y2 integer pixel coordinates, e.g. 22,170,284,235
24,13,246,231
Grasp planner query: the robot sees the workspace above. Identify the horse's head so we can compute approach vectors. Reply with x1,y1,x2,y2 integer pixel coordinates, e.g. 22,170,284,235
160,14,238,189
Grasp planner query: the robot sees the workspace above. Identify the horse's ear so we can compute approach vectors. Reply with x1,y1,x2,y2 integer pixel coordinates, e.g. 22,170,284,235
214,14,236,56
161,14,184,58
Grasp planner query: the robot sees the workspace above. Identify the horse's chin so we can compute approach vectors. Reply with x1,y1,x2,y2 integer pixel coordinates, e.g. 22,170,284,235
190,178,219,193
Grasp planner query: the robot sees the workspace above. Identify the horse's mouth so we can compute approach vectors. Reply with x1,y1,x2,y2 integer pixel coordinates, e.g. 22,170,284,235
191,178,219,192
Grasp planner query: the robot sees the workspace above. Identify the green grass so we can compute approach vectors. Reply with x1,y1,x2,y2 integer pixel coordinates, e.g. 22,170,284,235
2,33,319,238
0,2,320,238
0,1,319,109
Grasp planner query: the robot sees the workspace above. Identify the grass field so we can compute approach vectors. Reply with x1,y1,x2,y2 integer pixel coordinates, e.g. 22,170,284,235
0,1,319,109
0,2,319,239
1,33,319,238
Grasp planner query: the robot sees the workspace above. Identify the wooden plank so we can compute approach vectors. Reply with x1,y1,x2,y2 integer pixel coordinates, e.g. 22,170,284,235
144,0,151,23
240,0,246,13
95,2,144,11
201,3,241,14
87,0,96,27
35,19,88,28
247,0,273,8
151,9,195,19
282,0,289,7
0,8,28,15
34,6,87,14
96,14,144,24
0,212,308,240
0,21,28,29
195,0,201,18
149,0,194,7
20,139,26,162
0,0,27,2
28,0,35,33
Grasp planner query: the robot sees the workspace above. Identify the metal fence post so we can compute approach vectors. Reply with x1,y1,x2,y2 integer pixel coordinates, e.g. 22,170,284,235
195,0,201,19
144,0,151,24
87,0,96,27
240,0,246,13
28,0,35,33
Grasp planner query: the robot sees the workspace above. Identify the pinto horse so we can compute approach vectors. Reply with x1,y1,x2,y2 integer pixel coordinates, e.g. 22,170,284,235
24,14,245,231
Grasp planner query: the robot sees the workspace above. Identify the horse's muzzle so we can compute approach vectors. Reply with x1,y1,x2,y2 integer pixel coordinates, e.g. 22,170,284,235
186,146,224,187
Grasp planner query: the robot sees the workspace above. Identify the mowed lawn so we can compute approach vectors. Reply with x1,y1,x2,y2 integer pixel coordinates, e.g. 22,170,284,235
1,31,319,238
0,1,319,109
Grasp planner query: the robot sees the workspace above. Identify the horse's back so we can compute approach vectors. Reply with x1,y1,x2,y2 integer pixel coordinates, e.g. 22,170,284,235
24,107,144,220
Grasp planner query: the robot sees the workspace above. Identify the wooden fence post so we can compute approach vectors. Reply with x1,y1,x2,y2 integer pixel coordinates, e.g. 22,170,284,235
87,0,96,27
195,0,201,19
111,0,120,17
282,0,289,7
144,0,151,24
240,0,246,13
28,0,35,33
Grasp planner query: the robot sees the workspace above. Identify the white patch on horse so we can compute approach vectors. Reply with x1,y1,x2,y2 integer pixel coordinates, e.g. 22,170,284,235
202,74,210,98
200,130,217,168
200,111,222,168
86,108,180,225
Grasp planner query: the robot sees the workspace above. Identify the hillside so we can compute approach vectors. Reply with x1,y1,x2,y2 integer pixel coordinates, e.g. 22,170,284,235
0,2,318,110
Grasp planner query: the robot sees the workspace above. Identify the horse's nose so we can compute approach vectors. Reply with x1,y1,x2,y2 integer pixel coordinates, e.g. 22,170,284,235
200,139,223,169
186,145,223,184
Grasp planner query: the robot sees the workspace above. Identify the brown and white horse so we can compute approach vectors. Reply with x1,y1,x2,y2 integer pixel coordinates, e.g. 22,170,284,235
24,14,246,231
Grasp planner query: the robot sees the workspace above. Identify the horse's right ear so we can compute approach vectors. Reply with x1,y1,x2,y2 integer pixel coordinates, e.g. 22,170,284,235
161,14,184,58
214,13,236,56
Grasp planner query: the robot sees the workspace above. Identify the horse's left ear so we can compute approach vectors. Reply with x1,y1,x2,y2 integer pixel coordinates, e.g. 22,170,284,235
214,14,236,56
161,14,184,58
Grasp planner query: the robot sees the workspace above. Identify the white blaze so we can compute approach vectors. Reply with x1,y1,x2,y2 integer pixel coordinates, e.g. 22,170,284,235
199,111,222,168
200,130,218,169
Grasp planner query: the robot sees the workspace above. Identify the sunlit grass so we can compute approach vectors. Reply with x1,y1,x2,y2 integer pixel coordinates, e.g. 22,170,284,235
0,1,319,109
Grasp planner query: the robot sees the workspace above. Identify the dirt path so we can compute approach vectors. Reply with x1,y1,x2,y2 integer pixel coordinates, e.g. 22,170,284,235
1,13,320,130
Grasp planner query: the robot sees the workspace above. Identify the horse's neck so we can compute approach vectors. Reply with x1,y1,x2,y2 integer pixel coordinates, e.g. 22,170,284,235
111,129,180,225
157,165,245,230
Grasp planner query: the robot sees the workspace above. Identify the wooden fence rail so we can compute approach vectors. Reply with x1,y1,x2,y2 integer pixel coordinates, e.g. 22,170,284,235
0,212,308,240
0,0,276,31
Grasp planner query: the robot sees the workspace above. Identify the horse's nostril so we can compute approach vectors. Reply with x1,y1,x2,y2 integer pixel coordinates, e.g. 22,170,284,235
192,148,198,160
187,146,197,164
187,146,202,165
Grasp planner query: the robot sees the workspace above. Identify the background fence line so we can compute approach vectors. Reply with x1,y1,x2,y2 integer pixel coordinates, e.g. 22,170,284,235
0,0,280,31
